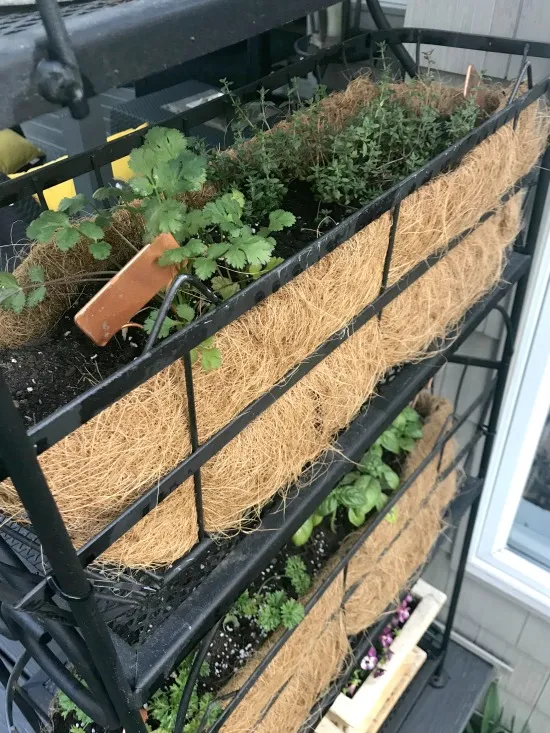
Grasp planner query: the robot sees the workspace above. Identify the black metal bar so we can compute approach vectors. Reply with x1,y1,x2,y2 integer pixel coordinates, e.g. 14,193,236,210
182,351,206,540
378,201,400,320
162,538,214,586
447,355,501,370
174,621,221,733
366,1,418,77
1,650,44,733
0,377,146,733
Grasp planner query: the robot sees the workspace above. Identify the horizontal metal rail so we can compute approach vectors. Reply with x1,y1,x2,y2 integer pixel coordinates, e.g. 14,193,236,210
1,28,550,205
0,81,543,481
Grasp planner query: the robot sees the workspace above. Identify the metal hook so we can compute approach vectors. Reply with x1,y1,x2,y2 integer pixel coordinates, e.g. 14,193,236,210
142,274,222,354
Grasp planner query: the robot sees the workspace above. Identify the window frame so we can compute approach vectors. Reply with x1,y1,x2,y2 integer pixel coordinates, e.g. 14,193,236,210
469,186,550,617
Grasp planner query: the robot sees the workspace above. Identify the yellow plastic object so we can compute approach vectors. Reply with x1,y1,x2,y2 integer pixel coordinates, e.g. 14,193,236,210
8,124,147,210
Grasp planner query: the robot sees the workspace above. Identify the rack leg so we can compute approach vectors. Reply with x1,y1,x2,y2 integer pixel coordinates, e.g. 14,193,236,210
0,375,146,733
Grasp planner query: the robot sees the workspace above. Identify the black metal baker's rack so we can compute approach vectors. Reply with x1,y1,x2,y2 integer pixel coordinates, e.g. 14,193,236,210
1,22,550,733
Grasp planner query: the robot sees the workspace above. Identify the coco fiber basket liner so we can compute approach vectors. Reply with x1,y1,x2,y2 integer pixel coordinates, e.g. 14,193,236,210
220,570,347,733
0,80,544,567
217,393,455,733
344,392,457,635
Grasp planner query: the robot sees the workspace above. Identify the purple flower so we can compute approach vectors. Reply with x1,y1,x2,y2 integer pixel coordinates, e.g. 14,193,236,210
391,615,400,628
360,647,378,671
405,594,413,604
397,607,410,624
346,683,357,696
380,627,394,649
374,668,385,678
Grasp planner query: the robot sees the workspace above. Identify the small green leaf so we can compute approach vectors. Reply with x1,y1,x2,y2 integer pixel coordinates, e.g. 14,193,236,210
143,198,187,238
193,257,217,281
27,211,70,243
89,240,111,260
58,194,87,215
129,176,155,197
158,248,191,266
312,512,324,527
175,303,195,323
348,507,366,527
206,242,231,260
143,126,188,160
375,492,389,511
235,234,274,267
182,238,208,257
0,272,19,289
380,430,401,454
339,485,368,509
93,187,121,201
223,244,247,269
382,465,399,491
317,492,339,517
211,276,240,300
8,290,26,313
55,226,81,252
78,221,104,241
143,310,179,339
267,209,296,232
280,599,305,629
408,427,424,440
386,507,398,524
26,286,46,308
28,265,46,283
292,517,314,546
200,346,222,372
400,437,416,452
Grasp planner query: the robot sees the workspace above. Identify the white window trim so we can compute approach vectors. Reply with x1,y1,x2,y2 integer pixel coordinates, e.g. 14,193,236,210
469,185,550,617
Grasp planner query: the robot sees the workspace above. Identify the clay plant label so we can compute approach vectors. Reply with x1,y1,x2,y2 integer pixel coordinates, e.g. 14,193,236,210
74,233,179,346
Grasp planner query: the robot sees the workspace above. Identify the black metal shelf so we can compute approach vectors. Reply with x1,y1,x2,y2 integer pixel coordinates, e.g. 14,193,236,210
1,23,549,732
379,640,493,733
131,251,528,701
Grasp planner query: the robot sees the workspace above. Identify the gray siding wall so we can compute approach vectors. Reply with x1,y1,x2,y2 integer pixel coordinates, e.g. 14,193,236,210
405,0,550,82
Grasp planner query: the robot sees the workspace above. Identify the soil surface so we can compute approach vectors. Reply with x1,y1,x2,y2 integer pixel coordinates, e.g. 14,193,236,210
0,292,147,424
0,179,349,426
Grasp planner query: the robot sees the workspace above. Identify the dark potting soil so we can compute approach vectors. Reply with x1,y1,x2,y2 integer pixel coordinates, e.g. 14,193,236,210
0,292,147,425
1,180,349,425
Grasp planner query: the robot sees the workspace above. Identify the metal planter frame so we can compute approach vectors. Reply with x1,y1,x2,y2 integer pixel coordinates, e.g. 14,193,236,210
0,27,549,733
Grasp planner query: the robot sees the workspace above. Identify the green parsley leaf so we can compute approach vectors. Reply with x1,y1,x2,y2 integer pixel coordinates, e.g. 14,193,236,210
26,286,47,308
193,257,217,280
174,303,195,323
55,226,81,252
57,194,87,216
267,209,296,232
88,240,112,260
27,211,70,243
78,221,104,241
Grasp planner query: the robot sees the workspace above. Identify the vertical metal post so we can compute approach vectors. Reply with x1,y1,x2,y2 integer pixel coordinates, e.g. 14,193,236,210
378,201,400,320
432,148,550,685
183,351,207,540
0,374,146,733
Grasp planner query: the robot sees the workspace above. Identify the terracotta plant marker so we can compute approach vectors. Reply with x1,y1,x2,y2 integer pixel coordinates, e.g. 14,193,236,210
75,233,179,346
463,64,480,98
